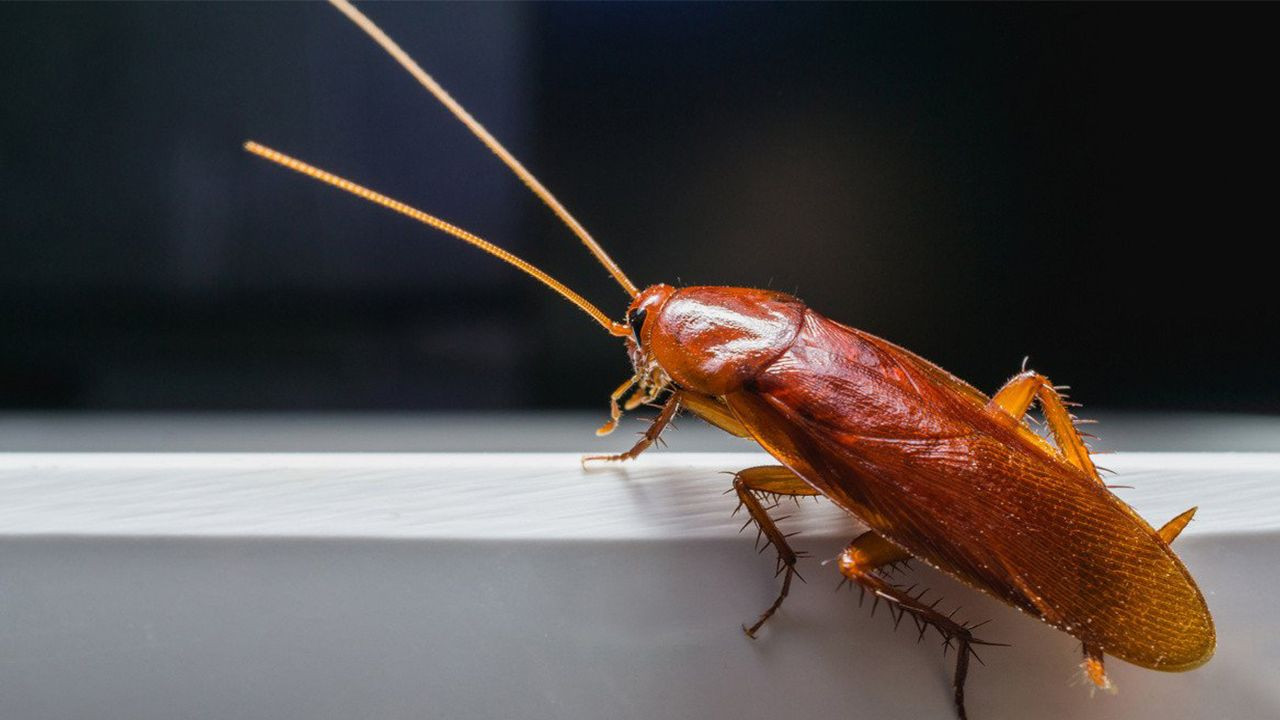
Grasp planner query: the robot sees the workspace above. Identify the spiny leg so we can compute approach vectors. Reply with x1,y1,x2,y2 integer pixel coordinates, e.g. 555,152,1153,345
583,391,681,463
838,531,913,592
838,533,999,720
732,465,821,638
988,370,1100,482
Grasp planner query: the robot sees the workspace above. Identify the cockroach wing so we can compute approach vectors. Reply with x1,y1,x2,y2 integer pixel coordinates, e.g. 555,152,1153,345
723,310,1215,670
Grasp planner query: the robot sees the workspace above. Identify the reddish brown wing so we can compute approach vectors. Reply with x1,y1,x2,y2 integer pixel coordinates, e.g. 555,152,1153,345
723,309,1214,670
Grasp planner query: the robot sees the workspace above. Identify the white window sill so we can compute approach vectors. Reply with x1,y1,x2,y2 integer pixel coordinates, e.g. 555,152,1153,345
1,449,1276,719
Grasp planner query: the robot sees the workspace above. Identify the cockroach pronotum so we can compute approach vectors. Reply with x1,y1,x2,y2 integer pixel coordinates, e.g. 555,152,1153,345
244,2,1215,717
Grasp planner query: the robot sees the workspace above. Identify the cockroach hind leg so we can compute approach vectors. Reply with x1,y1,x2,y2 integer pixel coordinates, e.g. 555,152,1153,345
838,534,1004,720
731,466,820,637
988,369,1103,485
1080,643,1116,695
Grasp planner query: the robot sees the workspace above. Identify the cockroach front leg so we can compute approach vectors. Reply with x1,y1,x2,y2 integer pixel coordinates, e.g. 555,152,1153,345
585,389,752,463
988,370,1100,482
732,465,821,637
582,392,681,463
595,374,641,436
838,532,997,720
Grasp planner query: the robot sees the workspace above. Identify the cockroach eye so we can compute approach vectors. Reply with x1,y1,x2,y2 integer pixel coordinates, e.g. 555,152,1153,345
627,307,647,343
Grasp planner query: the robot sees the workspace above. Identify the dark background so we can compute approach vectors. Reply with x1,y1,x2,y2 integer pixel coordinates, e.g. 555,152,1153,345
2,2,1277,413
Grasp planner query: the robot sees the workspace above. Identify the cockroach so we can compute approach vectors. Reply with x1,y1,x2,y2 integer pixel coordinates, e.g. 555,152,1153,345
245,2,1215,717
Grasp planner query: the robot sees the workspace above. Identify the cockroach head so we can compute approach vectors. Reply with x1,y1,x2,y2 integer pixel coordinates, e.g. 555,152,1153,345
625,284,675,353
595,284,675,437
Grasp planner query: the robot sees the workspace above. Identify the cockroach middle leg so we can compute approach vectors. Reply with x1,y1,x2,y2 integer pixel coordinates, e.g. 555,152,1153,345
988,370,1100,482
583,392,681,463
838,532,999,720
732,466,821,637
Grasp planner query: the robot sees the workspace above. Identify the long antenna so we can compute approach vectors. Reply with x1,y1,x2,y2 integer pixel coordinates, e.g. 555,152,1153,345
244,141,630,337
327,0,640,298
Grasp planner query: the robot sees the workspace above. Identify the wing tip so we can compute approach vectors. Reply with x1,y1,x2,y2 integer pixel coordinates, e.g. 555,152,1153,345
1111,621,1216,672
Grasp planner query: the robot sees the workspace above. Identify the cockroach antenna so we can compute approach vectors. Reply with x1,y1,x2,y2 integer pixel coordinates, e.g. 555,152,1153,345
325,0,639,299
246,0,644,333
243,142,629,337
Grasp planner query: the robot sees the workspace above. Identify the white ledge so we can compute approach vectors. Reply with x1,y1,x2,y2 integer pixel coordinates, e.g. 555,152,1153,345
0,452,1276,719
0,452,1277,539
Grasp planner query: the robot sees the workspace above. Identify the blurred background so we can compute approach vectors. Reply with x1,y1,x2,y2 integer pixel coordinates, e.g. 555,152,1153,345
2,3,1278,430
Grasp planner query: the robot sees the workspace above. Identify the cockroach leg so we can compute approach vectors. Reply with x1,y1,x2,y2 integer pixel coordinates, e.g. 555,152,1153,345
586,387,745,463
732,466,821,637
583,392,681,463
679,391,754,438
734,465,821,497
596,374,642,436
1158,506,1197,544
988,370,1100,483
840,530,913,578
987,370,1040,420
838,533,998,720
621,384,650,412
1081,642,1114,693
